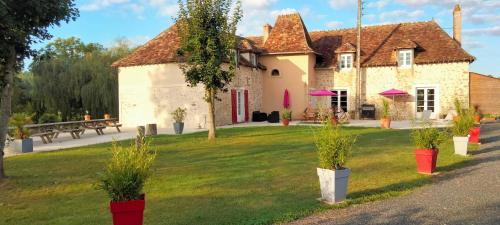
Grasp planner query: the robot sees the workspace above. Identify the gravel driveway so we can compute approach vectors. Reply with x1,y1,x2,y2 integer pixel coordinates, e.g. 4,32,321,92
289,123,500,225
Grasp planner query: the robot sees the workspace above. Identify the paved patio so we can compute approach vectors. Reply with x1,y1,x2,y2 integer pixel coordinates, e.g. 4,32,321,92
4,119,451,157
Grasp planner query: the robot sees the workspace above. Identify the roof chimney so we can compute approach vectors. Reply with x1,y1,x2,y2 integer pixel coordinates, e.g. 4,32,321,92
263,24,272,43
453,4,462,45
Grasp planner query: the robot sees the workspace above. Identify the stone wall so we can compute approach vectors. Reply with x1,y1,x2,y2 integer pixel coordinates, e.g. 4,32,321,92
314,62,470,119
215,66,264,126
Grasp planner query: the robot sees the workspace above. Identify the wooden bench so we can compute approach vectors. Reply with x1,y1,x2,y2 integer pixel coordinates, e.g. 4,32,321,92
31,131,56,144
106,123,122,132
58,128,85,139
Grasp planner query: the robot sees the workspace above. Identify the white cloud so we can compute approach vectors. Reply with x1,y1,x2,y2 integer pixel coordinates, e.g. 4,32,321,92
326,21,343,29
367,0,389,9
379,9,424,22
159,4,179,17
242,0,277,9
464,26,500,36
270,8,298,17
329,0,356,9
81,0,130,11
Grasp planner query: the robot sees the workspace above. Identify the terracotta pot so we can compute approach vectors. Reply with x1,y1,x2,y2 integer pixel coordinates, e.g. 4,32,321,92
473,114,481,124
469,127,480,144
414,149,438,174
84,114,91,121
282,118,290,126
380,117,391,129
331,117,338,126
104,114,111,120
110,195,145,225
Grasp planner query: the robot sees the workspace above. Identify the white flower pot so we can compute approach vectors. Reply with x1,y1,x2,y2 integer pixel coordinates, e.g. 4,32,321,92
453,136,469,156
317,167,350,204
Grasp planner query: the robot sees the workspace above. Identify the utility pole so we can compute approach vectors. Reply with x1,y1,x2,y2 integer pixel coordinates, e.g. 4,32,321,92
355,0,362,119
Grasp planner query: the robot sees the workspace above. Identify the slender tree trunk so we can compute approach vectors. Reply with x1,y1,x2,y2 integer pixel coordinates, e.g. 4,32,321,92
207,87,216,141
0,46,16,179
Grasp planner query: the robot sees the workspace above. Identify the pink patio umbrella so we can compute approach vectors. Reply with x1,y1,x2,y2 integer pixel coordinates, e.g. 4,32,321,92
283,89,290,108
309,89,337,96
379,88,408,101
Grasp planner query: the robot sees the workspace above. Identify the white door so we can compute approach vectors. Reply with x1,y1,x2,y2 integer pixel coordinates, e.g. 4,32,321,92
416,87,438,119
236,89,245,122
331,89,348,112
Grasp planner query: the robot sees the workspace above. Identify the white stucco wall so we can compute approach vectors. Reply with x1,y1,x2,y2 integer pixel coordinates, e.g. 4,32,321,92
118,63,207,129
118,63,264,129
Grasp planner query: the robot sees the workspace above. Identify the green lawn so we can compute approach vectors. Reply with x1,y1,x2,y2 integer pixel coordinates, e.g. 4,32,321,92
0,126,474,225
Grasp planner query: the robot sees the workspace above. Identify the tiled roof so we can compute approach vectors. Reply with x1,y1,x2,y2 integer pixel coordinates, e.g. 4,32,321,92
309,21,475,68
113,14,475,68
262,13,315,54
334,42,357,53
112,24,181,67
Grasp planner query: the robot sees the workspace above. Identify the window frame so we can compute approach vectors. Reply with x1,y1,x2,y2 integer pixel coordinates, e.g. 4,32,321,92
398,49,413,68
339,53,353,71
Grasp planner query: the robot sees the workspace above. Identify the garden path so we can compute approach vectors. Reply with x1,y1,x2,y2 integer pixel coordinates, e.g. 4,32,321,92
289,122,500,225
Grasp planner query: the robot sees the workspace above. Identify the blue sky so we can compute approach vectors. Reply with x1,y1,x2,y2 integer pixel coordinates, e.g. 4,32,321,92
34,0,499,76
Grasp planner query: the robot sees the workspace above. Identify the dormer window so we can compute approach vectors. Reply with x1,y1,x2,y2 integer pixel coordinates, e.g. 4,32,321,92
340,54,353,70
398,49,412,68
250,53,258,67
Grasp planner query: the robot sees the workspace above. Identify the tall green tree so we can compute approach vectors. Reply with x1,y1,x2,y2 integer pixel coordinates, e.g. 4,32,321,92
0,0,78,179
176,0,242,140
31,37,130,121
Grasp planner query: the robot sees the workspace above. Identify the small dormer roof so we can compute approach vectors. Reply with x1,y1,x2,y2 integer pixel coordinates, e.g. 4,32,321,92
395,39,418,49
334,42,357,53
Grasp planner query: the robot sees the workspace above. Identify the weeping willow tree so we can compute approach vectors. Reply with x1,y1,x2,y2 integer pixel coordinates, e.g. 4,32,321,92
30,37,131,121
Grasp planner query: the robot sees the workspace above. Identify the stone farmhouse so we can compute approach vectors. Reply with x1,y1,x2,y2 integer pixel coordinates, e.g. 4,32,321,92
112,4,478,129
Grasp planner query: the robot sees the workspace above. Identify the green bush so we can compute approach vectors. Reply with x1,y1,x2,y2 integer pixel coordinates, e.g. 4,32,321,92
9,113,33,139
97,139,156,202
38,113,62,124
411,123,448,149
452,110,474,136
281,108,291,120
315,121,357,170
171,107,187,123
381,99,390,119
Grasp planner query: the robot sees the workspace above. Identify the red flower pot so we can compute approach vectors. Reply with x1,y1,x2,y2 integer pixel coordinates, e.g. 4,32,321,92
84,114,91,121
104,114,111,120
469,127,480,144
380,118,391,129
282,119,290,126
414,149,438,174
110,195,145,225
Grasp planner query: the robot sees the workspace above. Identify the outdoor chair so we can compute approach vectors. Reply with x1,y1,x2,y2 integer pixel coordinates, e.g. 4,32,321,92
303,107,317,121
267,111,280,123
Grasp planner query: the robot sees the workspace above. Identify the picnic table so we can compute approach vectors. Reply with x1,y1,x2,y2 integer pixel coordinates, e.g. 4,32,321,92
22,118,122,144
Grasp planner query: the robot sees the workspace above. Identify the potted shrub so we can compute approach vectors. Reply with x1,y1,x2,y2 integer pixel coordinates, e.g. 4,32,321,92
380,99,391,129
9,113,34,153
314,121,357,204
98,136,156,225
84,110,91,121
452,111,474,156
411,124,447,174
281,108,291,126
171,107,187,134
473,105,481,124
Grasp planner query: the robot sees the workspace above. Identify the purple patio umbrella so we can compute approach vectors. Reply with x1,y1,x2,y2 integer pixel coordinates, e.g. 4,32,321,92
283,89,290,108
309,89,337,96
